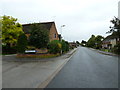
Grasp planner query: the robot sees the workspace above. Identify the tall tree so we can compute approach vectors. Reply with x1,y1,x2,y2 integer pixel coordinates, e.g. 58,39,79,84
81,40,87,46
1,15,23,47
29,23,49,49
108,17,120,54
76,41,80,44
108,16,120,37
94,35,104,49
81,40,87,44
86,35,96,48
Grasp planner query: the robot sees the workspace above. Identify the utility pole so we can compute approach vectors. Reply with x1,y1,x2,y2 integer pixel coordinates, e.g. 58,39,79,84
118,1,120,19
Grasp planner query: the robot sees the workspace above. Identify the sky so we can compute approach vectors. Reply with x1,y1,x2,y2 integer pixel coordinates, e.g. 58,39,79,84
1,0,120,42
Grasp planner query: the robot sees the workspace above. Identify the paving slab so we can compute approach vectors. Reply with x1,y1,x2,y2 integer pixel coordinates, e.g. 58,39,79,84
2,48,77,88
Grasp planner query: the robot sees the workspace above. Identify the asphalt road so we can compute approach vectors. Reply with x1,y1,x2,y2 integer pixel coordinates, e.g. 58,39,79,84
46,46,118,88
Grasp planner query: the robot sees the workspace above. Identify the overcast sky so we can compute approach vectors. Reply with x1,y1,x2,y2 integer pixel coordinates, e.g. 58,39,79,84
1,0,120,42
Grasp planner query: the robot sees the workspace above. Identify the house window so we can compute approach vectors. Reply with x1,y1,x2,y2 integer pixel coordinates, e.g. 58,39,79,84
54,34,56,38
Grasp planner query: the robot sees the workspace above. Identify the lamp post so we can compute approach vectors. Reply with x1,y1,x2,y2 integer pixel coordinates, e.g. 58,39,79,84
60,25,65,54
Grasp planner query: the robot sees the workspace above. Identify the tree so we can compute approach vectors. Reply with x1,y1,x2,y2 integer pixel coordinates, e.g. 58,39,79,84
94,35,104,49
107,17,120,54
81,40,87,46
108,17,120,34
86,35,96,48
86,35,104,49
76,41,80,46
29,23,49,49
17,33,28,53
1,15,23,47
107,17,120,39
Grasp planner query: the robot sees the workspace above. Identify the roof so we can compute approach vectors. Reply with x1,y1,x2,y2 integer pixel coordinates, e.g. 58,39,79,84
22,22,54,34
103,32,119,42
69,42,76,44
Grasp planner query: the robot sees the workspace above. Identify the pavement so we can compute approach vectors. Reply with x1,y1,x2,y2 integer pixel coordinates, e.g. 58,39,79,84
88,47,119,56
2,48,77,88
46,46,118,88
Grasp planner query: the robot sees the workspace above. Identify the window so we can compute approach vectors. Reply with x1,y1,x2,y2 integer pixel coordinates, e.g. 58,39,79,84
54,34,56,38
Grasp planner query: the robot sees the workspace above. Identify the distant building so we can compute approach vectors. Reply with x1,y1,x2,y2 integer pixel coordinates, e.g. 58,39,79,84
22,22,60,42
102,34,120,49
69,42,77,48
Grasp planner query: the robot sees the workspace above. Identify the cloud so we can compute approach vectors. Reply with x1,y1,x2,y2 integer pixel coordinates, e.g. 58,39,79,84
1,0,119,42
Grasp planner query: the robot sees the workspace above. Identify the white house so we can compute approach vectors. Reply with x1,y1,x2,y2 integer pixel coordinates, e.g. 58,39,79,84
102,34,120,49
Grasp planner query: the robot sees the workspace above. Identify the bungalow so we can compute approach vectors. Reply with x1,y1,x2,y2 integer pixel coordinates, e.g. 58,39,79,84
102,34,120,49
22,21,60,42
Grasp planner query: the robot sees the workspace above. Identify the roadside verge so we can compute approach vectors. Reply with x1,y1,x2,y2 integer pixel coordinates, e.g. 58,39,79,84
88,48,118,56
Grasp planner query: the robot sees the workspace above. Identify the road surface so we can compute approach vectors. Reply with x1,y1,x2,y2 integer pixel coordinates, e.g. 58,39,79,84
46,46,118,88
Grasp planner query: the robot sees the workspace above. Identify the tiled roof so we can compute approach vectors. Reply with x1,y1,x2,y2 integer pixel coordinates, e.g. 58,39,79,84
22,22,54,34
103,32,119,42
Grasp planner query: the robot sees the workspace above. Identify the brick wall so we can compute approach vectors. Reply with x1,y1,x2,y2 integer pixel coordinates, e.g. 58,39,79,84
49,23,59,42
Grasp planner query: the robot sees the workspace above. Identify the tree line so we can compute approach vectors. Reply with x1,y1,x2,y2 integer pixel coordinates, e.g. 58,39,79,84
81,16,120,54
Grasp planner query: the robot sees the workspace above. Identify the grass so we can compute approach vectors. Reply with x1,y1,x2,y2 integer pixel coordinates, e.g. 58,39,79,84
100,49,112,52
16,53,60,58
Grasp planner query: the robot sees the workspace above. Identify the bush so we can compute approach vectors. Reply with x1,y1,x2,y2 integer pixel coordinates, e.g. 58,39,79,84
112,43,120,54
61,40,69,53
47,40,62,54
17,33,28,53
27,46,36,50
2,45,17,54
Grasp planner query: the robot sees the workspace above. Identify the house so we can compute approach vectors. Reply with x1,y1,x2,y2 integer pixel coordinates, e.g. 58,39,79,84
22,22,60,42
69,42,77,48
102,34,120,49
22,22,60,54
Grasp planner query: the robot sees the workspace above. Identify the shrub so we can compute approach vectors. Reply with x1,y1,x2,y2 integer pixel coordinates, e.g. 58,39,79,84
27,46,36,50
17,33,28,53
2,45,17,54
47,40,62,54
61,40,69,53
112,43,120,54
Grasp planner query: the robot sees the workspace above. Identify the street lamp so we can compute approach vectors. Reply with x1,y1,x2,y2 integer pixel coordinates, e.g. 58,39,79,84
60,25,65,54
61,25,65,35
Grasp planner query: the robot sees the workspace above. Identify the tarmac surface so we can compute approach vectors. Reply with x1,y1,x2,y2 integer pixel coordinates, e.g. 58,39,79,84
46,47,118,88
